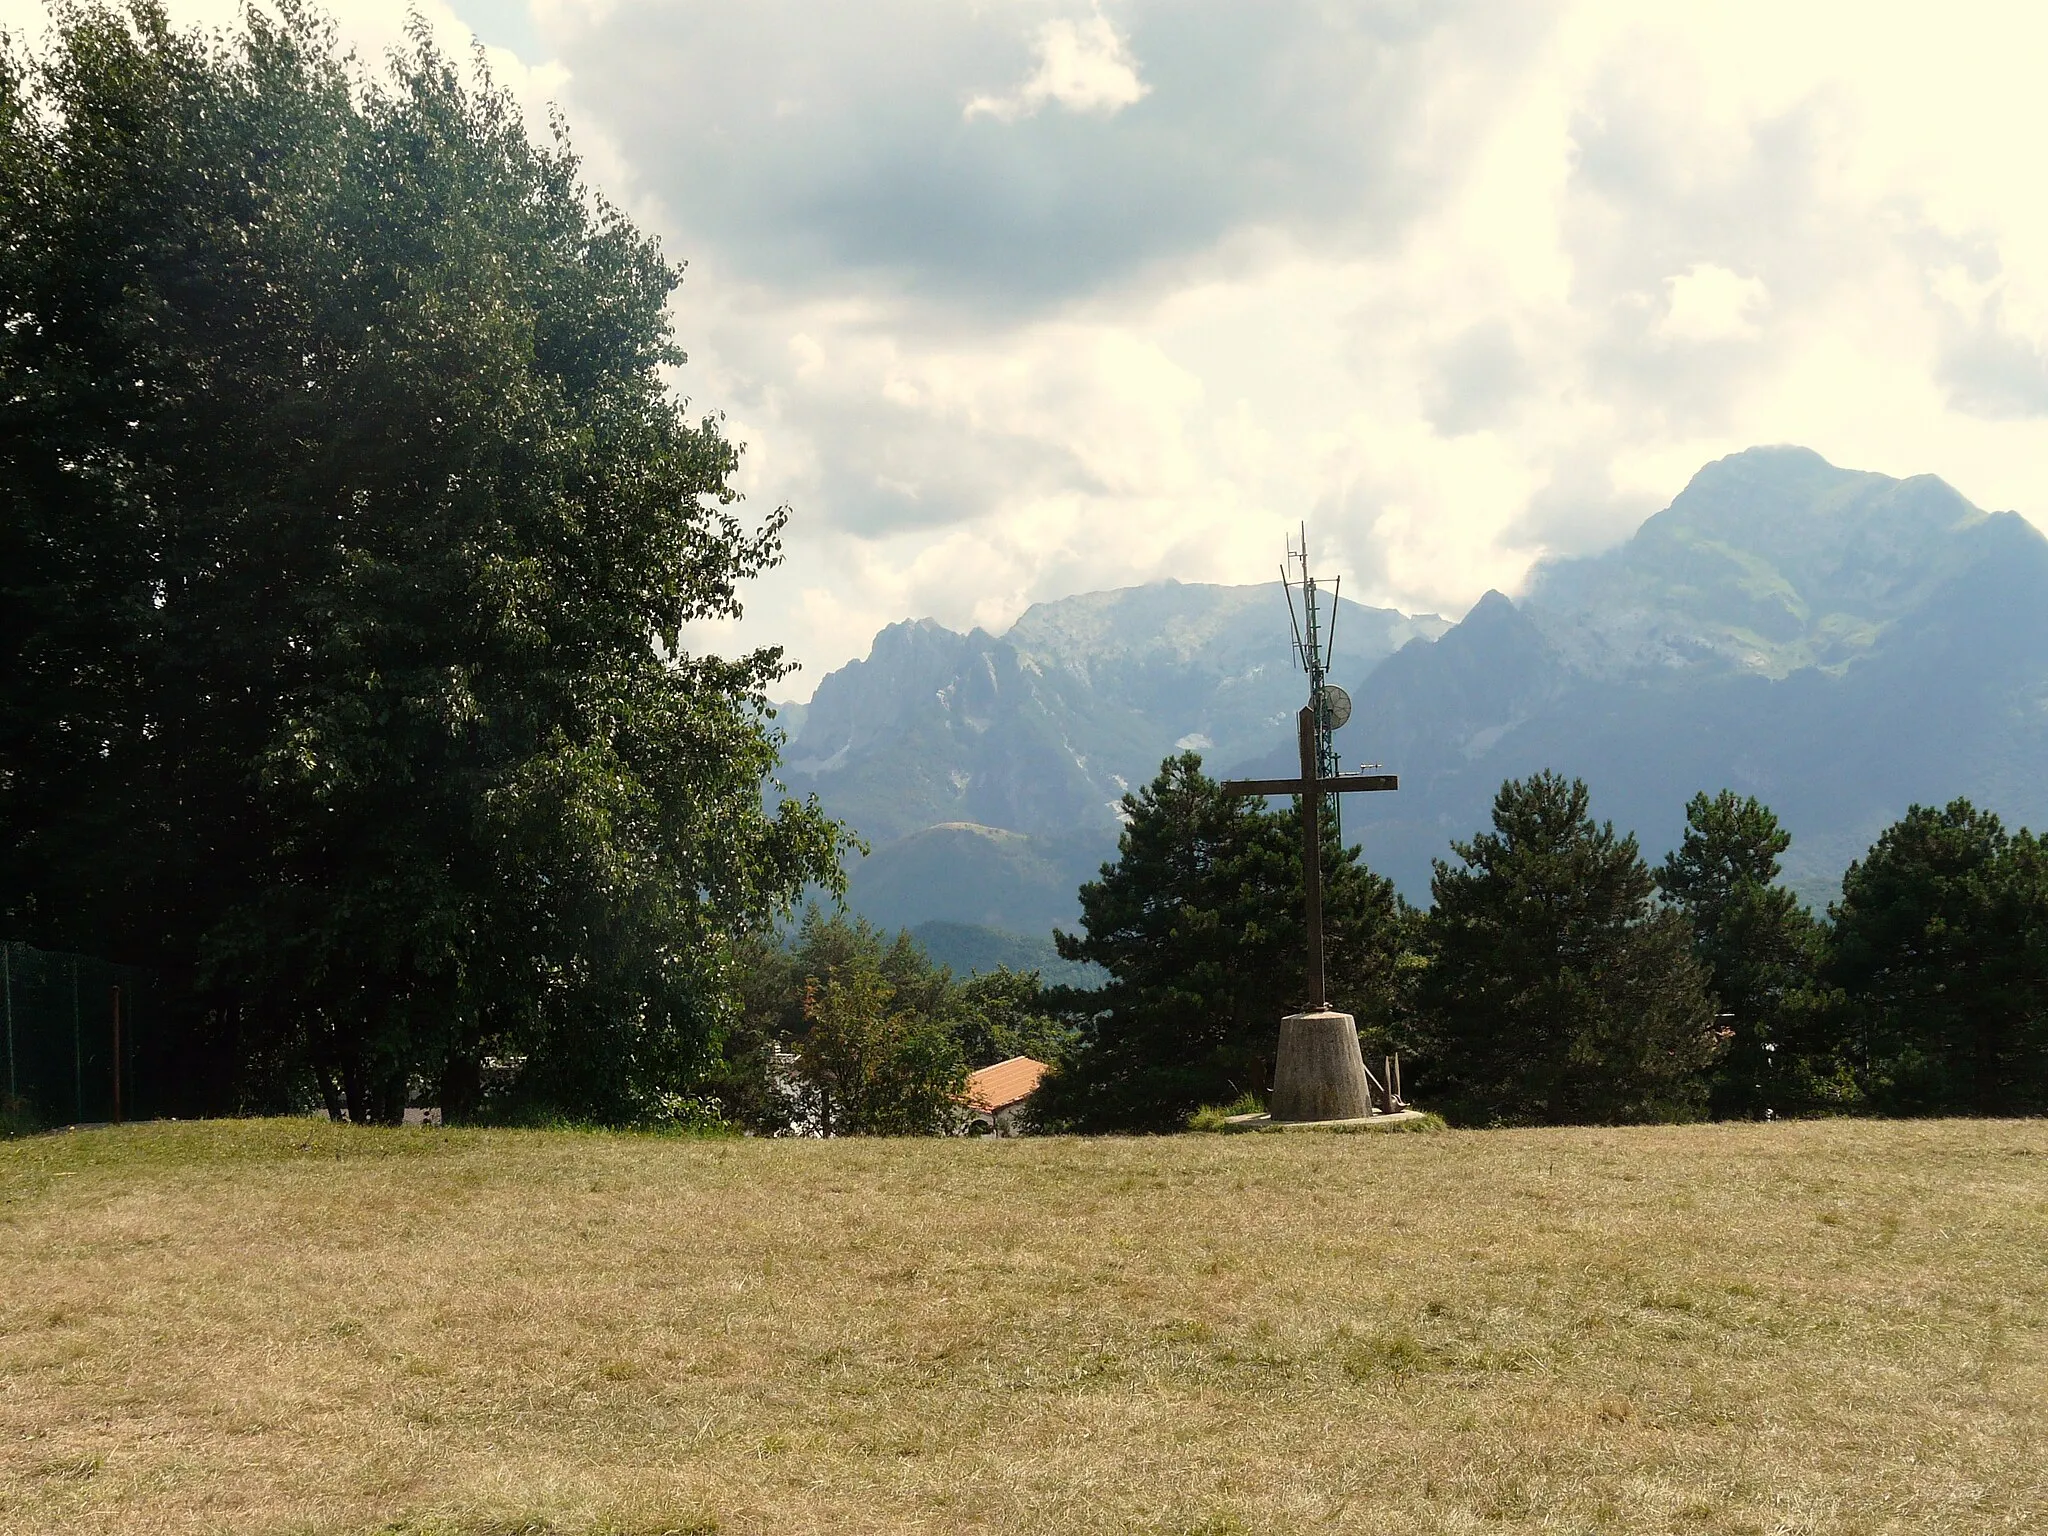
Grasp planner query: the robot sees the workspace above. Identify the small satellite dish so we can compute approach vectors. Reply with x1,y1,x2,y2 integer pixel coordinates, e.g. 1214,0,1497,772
1316,683,1352,730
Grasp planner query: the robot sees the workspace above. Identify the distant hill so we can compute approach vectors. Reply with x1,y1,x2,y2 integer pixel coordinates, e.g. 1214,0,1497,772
782,446,2048,929
843,822,1090,935
908,921,1106,987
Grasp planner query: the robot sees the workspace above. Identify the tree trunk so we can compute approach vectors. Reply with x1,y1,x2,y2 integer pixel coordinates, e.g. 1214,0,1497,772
373,1068,408,1126
1974,1005,2005,1116
308,1029,346,1122
314,1066,344,1123
440,1052,483,1123
341,1055,369,1125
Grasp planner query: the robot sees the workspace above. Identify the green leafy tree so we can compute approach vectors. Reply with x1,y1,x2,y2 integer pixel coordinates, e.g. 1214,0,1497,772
775,907,955,1031
1034,753,1411,1133
1419,772,1718,1126
0,3,845,1122
1827,801,2048,1115
953,966,1074,1069
1657,791,1828,1116
795,959,968,1136
716,908,974,1132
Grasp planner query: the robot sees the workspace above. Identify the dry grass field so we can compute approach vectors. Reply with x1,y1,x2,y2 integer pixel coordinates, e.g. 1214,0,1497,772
1,1118,2044,1536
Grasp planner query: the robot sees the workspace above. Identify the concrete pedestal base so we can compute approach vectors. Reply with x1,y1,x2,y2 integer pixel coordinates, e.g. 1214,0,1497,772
1269,1010,1375,1122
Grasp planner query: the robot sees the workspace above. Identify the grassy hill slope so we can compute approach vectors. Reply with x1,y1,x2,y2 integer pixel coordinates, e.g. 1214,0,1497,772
3,1119,2044,1534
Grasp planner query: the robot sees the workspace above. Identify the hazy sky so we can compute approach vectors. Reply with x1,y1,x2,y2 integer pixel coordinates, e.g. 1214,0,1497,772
13,0,2048,697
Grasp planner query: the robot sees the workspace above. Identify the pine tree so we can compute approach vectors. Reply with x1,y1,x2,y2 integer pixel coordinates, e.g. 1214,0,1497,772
1829,801,2048,1115
1420,772,1718,1125
1034,753,1411,1132
1657,791,1826,1116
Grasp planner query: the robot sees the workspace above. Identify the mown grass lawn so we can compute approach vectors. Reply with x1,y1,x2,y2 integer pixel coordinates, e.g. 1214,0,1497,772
1,1117,2043,1535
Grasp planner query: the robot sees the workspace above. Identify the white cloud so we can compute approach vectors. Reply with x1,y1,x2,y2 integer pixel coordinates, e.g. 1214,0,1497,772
965,11,1150,122
1660,264,1769,342
14,0,2048,702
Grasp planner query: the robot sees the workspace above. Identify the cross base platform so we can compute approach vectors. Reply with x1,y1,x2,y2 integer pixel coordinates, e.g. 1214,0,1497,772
1222,1108,1429,1132
1270,1008,1378,1121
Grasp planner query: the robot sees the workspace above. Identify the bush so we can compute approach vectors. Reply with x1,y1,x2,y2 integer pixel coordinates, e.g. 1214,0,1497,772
1,1092,39,1139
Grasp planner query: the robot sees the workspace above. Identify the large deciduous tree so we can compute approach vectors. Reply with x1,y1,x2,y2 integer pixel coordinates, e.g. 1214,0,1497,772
1418,772,1718,1126
1033,753,1412,1133
0,2,844,1122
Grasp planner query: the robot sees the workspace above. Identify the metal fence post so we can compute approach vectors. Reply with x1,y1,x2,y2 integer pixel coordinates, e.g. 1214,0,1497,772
4,943,14,1101
72,954,82,1124
111,984,123,1124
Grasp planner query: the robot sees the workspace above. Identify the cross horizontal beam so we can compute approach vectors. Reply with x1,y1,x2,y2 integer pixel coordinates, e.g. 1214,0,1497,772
1221,773,1399,798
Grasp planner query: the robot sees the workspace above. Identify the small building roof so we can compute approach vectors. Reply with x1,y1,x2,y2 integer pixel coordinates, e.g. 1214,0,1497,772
964,1056,1049,1114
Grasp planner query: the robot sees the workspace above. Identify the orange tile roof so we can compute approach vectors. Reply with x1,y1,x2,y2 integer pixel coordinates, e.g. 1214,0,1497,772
964,1056,1049,1113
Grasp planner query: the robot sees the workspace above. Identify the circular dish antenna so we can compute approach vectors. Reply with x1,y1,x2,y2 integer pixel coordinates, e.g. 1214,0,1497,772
1315,683,1352,730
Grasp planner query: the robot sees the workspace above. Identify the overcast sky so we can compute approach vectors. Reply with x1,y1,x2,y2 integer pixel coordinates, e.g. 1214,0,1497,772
13,0,2048,697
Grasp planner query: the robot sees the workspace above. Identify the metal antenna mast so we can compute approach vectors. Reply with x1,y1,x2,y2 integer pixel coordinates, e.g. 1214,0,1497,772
1229,527,1396,1025
1282,526,1351,828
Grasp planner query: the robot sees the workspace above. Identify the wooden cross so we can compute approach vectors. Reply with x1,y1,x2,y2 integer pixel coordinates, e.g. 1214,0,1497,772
1222,707,1397,1011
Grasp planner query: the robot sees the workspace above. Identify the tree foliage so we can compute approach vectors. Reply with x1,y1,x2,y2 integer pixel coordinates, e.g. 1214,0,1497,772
715,908,1063,1135
1034,753,1412,1133
1827,800,2048,1115
714,908,946,1129
716,909,1073,1138
951,966,1076,1071
0,2,844,1122
1418,772,1719,1126
1657,790,1829,1116
796,963,967,1137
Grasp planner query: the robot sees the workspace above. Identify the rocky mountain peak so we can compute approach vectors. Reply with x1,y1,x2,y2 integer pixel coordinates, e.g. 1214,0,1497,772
779,448,2048,933
1522,447,2003,680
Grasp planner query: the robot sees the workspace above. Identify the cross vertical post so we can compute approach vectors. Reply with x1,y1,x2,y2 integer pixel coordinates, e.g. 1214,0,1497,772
1297,706,1325,1010
1209,537,1411,1124
1220,726,1397,1016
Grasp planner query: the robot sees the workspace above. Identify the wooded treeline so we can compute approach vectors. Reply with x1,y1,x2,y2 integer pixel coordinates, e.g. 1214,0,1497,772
696,757,2048,1136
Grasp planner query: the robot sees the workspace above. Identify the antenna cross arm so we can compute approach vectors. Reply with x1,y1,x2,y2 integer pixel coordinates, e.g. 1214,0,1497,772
1220,773,1399,798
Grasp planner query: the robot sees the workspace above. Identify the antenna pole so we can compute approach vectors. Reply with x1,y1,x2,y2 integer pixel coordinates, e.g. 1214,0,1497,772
1303,574,1321,693
1280,562,1304,666
1298,706,1326,1010
1325,576,1341,696
1286,527,1348,833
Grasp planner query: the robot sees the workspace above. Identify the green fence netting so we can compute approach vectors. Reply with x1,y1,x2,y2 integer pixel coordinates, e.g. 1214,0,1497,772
2,941,168,1128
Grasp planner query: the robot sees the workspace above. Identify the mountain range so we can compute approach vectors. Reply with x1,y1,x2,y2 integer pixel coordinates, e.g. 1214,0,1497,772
773,447,2048,962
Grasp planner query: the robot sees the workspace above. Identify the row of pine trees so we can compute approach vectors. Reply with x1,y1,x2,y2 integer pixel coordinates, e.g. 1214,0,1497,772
721,755,2048,1135
1026,758,2048,1131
